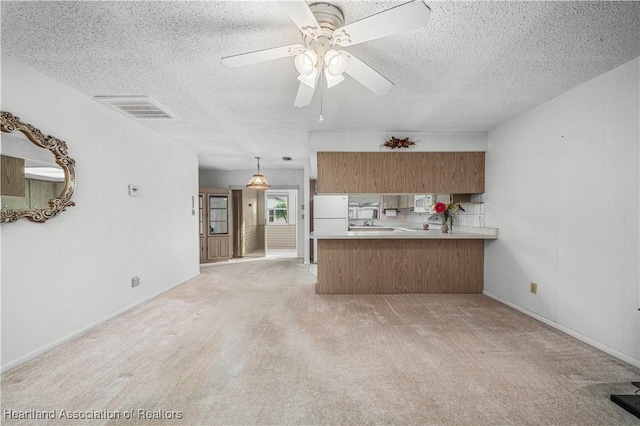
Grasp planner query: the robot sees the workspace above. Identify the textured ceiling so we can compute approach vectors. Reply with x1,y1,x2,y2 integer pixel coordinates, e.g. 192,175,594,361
1,1,639,171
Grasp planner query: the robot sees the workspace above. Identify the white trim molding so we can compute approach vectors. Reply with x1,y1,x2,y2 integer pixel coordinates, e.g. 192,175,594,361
484,291,640,369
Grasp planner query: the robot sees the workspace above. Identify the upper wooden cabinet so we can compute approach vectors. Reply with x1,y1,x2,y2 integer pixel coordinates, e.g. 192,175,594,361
317,152,485,194
382,195,399,209
382,194,413,209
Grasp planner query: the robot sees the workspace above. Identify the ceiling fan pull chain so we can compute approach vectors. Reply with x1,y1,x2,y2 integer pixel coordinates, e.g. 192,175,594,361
319,71,324,123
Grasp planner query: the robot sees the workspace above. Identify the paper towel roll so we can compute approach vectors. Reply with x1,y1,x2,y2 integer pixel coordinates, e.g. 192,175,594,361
385,209,397,217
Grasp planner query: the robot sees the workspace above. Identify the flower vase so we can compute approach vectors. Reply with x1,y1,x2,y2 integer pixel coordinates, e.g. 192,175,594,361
440,223,449,233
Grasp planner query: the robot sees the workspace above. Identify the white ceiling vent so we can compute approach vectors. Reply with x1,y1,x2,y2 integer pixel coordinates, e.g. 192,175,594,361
93,95,175,120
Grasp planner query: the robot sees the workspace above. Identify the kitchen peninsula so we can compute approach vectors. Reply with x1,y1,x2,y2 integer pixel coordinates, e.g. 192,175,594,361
312,226,497,294
312,150,494,294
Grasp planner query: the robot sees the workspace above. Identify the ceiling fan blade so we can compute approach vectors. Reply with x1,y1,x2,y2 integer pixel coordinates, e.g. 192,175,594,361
279,0,322,39
343,52,394,96
332,0,431,47
221,44,305,68
294,78,318,108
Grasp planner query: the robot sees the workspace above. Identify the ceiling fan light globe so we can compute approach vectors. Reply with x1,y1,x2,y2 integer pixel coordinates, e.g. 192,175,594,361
324,68,345,88
324,49,348,76
297,68,319,88
294,50,318,76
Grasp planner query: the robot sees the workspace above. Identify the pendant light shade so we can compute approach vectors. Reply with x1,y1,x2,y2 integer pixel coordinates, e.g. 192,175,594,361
246,156,270,189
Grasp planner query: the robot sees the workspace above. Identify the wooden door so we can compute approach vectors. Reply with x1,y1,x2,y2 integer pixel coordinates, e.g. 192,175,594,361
200,188,231,263
199,193,206,262
231,190,243,258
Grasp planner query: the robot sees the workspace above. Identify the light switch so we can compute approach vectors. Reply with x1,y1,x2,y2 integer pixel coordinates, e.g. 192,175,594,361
128,184,138,196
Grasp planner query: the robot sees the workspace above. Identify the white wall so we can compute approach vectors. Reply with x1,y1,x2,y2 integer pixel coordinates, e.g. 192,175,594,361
0,56,200,371
485,57,640,366
199,168,305,258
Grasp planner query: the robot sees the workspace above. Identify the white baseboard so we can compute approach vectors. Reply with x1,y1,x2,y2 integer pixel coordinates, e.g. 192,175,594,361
1,273,199,374
483,290,640,369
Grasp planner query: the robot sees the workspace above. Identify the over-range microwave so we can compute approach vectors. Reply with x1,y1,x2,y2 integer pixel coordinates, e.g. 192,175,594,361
413,194,434,213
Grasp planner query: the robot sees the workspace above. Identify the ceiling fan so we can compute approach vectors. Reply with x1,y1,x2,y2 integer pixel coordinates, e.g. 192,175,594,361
220,0,431,108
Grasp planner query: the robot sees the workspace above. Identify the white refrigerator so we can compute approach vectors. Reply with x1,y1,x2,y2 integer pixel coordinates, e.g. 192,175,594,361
313,195,349,263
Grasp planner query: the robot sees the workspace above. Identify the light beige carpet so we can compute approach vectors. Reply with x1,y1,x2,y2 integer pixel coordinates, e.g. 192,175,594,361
2,258,639,425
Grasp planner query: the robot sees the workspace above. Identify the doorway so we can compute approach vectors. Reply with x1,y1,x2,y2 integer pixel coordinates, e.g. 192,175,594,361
231,188,298,260
264,189,298,258
232,188,266,258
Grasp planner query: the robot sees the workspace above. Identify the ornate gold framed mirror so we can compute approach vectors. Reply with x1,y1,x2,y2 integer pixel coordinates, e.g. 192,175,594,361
0,111,76,223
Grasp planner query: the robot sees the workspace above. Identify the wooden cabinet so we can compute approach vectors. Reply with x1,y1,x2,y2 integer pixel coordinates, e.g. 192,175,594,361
316,238,484,294
317,152,485,194
452,194,472,204
382,195,399,209
382,195,416,210
398,195,413,209
199,188,231,263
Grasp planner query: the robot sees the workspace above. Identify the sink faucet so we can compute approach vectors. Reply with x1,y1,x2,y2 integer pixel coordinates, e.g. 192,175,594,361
364,219,374,226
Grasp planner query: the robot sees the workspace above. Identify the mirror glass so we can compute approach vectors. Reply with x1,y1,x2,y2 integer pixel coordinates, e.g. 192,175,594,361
1,133,65,210
0,111,76,223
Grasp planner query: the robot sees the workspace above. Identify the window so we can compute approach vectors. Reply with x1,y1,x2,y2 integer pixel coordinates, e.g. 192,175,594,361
267,194,288,224
209,195,228,235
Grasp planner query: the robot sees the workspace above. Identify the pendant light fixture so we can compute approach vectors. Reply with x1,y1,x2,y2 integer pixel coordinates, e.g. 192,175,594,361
246,156,270,189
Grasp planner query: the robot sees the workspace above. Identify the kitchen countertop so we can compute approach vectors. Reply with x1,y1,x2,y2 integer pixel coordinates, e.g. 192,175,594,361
311,225,498,240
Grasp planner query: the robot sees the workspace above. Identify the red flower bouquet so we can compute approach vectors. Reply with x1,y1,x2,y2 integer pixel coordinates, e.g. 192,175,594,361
433,202,446,214
429,201,465,228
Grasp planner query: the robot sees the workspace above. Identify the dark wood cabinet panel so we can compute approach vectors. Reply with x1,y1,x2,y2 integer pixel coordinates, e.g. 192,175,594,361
316,239,484,294
466,151,485,193
317,152,485,194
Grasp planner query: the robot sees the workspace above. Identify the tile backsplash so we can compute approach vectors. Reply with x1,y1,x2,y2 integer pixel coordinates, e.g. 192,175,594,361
455,202,485,227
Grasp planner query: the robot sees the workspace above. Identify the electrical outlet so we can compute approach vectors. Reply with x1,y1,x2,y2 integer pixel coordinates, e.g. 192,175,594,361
132,276,140,288
530,282,538,294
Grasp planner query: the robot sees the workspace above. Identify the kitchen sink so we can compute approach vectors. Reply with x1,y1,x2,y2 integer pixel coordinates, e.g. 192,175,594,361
349,226,395,232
